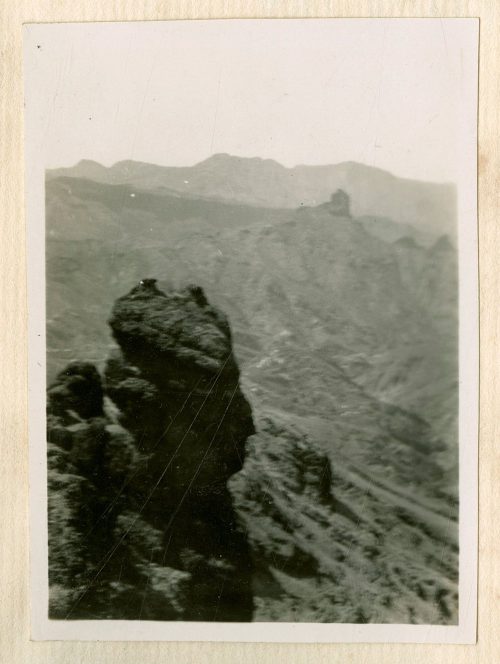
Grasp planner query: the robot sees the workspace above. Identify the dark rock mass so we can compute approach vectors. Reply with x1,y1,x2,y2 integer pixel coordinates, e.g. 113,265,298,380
327,189,351,217
47,280,255,620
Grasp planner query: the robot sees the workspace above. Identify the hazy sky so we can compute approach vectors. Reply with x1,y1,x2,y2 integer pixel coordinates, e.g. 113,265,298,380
25,19,476,183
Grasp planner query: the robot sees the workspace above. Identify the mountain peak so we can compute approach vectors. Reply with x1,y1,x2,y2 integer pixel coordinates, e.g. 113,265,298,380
76,158,105,168
196,153,284,170
431,235,454,253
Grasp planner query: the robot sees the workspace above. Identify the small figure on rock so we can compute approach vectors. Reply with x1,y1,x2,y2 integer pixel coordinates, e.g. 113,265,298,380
129,278,164,298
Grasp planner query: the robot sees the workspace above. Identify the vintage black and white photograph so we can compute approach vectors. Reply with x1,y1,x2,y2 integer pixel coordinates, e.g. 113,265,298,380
25,18,478,642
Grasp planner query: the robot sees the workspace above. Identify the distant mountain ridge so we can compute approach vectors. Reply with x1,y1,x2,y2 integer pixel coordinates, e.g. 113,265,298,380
47,154,456,237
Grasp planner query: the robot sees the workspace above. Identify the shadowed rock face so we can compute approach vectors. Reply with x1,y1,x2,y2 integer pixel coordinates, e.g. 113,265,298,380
47,361,104,421
107,279,254,492
47,281,255,621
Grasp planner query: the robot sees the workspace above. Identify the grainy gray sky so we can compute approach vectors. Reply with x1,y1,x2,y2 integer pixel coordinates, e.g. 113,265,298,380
25,19,475,182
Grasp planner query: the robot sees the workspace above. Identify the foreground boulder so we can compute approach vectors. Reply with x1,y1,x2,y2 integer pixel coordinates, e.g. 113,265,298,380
47,280,255,620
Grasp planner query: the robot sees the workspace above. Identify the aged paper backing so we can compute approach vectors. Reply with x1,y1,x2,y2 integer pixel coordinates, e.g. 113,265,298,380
1,1,498,663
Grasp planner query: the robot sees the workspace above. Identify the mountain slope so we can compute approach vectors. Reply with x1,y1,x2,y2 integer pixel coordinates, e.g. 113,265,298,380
47,154,456,237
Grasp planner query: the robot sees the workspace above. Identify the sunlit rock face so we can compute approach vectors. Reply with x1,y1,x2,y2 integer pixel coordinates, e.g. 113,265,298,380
47,281,255,621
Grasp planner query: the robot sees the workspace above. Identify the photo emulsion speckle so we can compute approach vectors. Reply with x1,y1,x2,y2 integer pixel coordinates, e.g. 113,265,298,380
25,19,478,642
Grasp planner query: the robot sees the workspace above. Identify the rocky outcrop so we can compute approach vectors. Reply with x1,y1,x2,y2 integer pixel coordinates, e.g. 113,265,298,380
47,280,255,620
231,419,335,580
231,417,457,624
327,189,351,217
